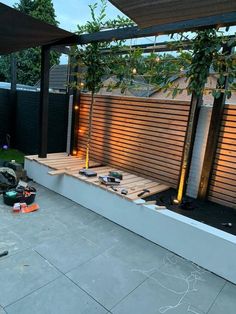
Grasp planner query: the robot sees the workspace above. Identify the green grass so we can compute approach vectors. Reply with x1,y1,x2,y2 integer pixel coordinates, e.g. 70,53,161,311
0,149,25,164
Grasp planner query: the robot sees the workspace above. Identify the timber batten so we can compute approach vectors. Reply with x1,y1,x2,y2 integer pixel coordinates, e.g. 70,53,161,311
76,94,191,187
208,104,236,209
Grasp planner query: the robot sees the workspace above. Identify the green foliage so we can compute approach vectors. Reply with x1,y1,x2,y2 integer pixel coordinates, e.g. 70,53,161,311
74,1,236,100
0,55,11,81
31,0,58,26
0,0,60,86
177,29,236,98
76,0,133,94
186,29,222,96
13,0,34,14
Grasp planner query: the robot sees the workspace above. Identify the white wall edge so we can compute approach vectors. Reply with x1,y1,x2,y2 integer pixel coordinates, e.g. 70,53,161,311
25,158,236,284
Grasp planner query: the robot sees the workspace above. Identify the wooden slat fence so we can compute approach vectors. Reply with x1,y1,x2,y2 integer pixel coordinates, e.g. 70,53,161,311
208,104,236,209
76,93,191,187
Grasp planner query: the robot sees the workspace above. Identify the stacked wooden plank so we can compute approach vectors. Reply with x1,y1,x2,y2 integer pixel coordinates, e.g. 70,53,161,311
76,94,190,188
25,153,169,202
208,104,236,209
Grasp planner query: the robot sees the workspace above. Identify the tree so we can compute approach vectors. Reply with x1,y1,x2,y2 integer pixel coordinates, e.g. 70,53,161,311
15,0,35,14
76,0,132,168
0,0,60,85
31,0,58,26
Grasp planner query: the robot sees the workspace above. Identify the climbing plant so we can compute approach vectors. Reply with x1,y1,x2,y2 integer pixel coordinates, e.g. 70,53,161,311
74,2,236,168
184,29,236,98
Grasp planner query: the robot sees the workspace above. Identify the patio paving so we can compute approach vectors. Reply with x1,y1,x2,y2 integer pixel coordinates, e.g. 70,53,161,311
0,183,236,314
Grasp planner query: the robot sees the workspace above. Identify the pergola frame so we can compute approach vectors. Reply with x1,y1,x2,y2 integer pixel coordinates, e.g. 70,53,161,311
44,14,236,201
2,2,235,201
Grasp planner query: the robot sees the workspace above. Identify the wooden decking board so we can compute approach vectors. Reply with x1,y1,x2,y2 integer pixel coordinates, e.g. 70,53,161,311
27,153,169,202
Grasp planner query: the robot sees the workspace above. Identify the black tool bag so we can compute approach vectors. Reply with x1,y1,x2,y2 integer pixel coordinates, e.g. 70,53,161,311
0,167,17,191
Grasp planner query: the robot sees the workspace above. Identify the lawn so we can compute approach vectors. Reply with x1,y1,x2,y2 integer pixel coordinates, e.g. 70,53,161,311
0,148,25,164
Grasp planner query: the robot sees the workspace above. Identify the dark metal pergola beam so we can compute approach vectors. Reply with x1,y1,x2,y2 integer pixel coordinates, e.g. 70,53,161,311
39,45,50,158
77,12,236,45
100,35,236,55
100,40,193,54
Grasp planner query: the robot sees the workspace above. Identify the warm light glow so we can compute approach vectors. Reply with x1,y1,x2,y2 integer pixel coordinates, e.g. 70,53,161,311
72,150,77,156
155,56,160,62
80,82,85,87
78,127,85,135
74,105,79,110
132,68,137,74
172,199,179,205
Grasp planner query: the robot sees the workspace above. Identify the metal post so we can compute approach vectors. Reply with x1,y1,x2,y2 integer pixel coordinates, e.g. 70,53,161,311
198,44,233,199
67,56,80,156
39,45,50,158
9,53,17,147
10,54,17,92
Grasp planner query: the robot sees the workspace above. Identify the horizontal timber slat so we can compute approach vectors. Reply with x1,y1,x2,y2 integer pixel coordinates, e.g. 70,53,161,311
78,126,184,154
77,93,190,187
81,93,190,105
209,104,236,209
78,140,180,174
80,103,189,120
80,118,184,140
79,112,188,128
80,140,180,169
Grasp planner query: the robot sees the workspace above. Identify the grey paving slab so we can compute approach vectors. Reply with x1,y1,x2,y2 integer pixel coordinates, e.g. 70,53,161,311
25,184,75,215
0,183,234,314
5,276,107,314
34,231,102,273
9,214,70,248
36,194,76,213
0,249,60,307
208,282,236,314
0,226,28,256
0,199,28,229
107,230,172,271
0,306,6,314
111,277,205,314
81,218,122,251
53,204,102,232
67,251,147,310
150,255,226,313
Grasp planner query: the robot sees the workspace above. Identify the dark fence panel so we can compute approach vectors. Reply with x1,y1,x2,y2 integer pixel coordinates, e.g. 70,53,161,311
16,91,68,154
0,89,11,147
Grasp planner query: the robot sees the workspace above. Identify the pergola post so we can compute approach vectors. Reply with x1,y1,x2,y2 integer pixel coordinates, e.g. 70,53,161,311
9,53,17,146
198,44,233,199
39,45,50,158
67,55,79,156
177,93,203,202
